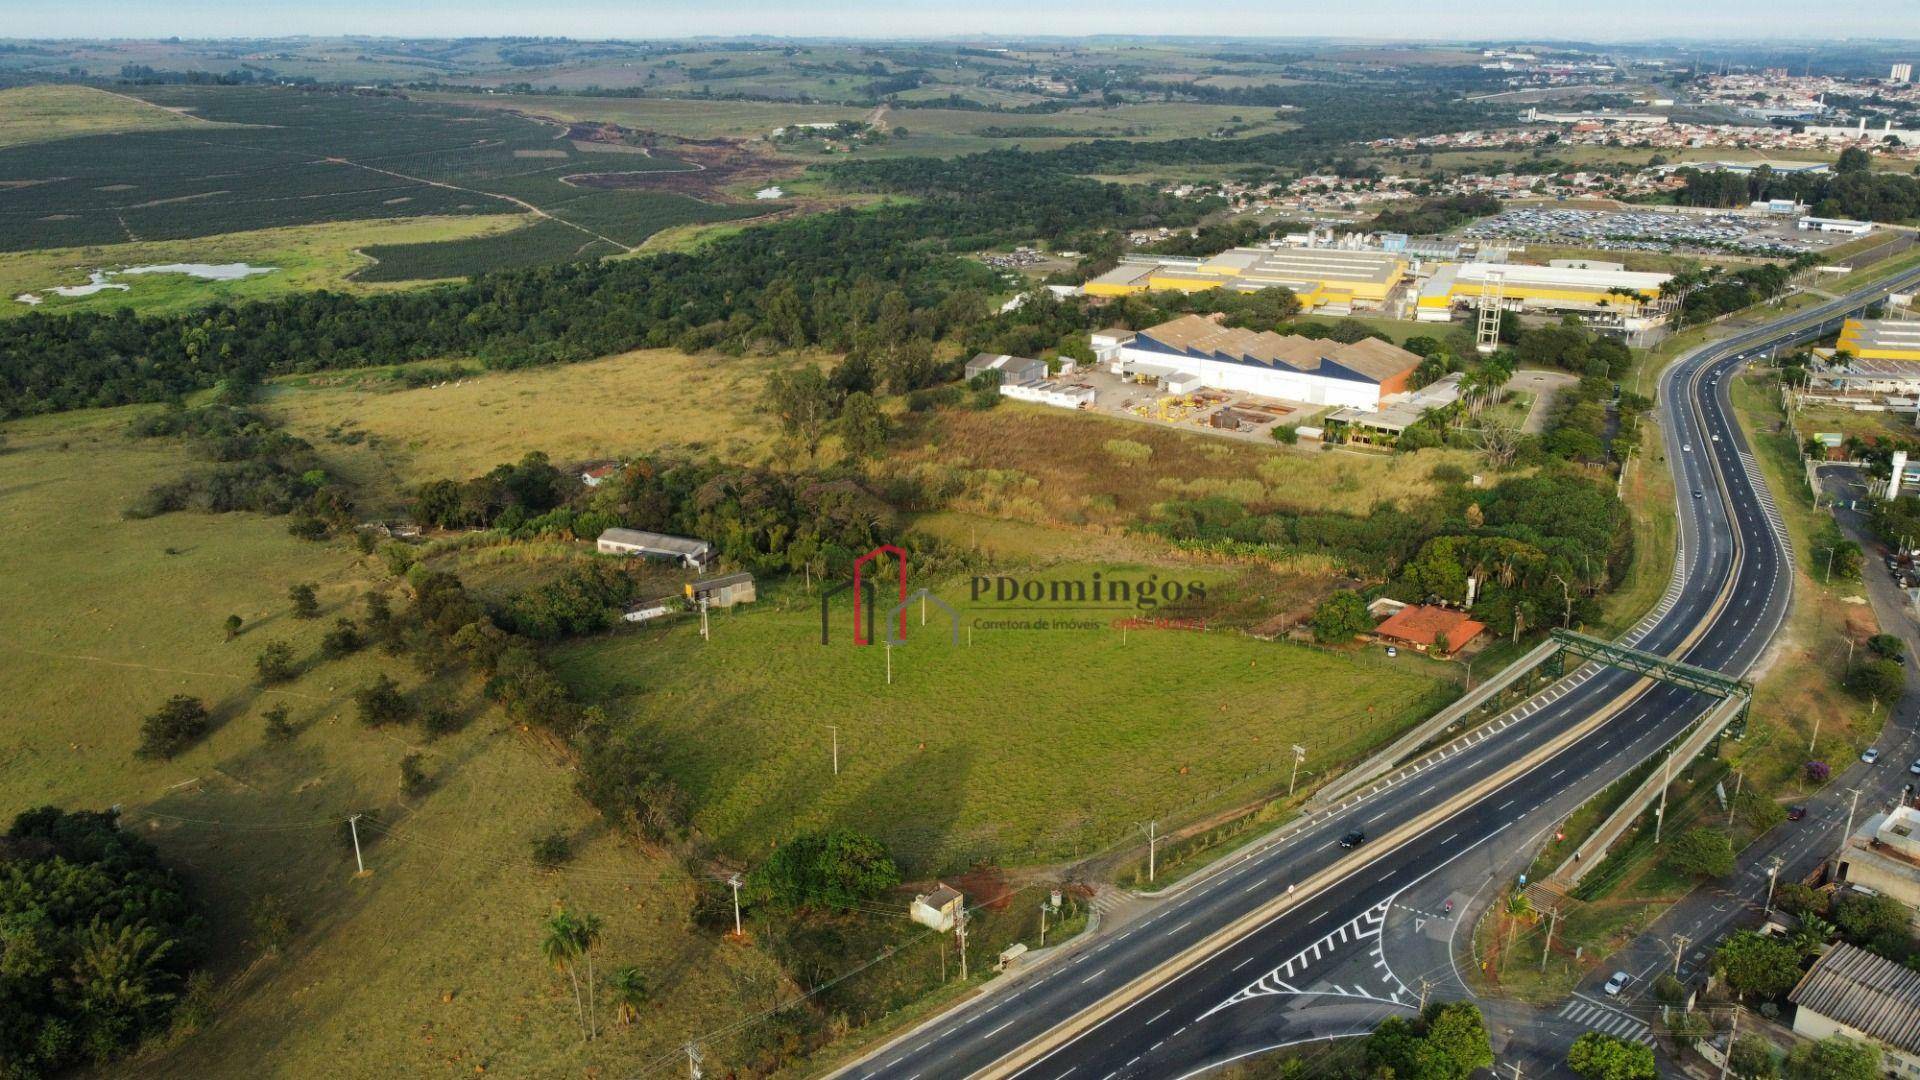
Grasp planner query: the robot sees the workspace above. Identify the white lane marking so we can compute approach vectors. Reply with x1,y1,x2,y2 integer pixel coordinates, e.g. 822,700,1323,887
985,1019,1018,1040
1081,968,1106,985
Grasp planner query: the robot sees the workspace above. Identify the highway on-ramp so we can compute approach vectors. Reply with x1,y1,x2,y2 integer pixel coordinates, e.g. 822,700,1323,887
835,263,1920,1080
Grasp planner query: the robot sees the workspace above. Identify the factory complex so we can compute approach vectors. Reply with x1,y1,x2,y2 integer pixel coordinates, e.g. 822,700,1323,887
1090,314,1423,411
1081,242,1673,331
1838,318,1920,362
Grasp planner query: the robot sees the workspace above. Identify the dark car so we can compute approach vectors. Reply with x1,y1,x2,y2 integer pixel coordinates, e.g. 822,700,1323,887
1340,830,1367,849
1787,806,1807,821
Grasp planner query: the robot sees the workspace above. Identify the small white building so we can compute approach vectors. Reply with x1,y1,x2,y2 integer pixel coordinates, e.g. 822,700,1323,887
910,884,964,932
1799,216,1874,236
1001,380,1095,409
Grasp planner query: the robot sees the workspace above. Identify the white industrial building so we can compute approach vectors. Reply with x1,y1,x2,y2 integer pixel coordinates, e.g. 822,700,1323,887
1095,314,1422,412
1798,215,1875,235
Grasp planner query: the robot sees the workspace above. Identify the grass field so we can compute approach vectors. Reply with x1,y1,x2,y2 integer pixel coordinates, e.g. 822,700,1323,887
0,84,234,148
551,569,1458,875
0,406,794,1077
0,214,530,317
267,348,792,506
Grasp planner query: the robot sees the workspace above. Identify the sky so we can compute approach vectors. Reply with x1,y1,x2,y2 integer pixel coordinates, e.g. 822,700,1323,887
16,1,1916,43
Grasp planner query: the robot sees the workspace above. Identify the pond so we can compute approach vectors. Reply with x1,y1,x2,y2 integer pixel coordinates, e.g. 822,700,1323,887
15,263,279,305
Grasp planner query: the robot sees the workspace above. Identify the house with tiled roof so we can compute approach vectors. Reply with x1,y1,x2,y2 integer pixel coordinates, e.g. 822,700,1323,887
1373,604,1485,656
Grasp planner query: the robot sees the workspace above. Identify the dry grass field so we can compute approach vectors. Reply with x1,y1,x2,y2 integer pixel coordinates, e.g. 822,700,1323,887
268,348,796,506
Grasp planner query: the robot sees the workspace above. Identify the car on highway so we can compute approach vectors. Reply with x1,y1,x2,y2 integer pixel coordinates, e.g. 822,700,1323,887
1863,748,1882,765
1603,971,1631,996
1693,490,1703,499
1909,759,1920,775
1340,829,1366,848
1683,444,1692,452
1788,805,1808,821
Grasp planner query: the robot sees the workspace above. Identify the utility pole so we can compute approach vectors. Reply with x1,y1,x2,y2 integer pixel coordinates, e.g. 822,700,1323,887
829,725,839,777
1289,744,1307,796
1837,787,1864,870
1141,820,1160,883
348,813,368,877
1654,747,1675,844
1542,906,1560,972
727,874,744,938
1719,1007,1739,1080
1039,901,1048,947
699,596,710,642
1418,976,1435,1012
685,1042,703,1080
1727,768,1745,827
1764,858,1783,920
885,641,892,685
1810,709,1823,753
1671,933,1690,976
956,907,969,981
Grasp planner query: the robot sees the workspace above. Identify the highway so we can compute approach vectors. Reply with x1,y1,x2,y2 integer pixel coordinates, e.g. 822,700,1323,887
836,262,1920,1080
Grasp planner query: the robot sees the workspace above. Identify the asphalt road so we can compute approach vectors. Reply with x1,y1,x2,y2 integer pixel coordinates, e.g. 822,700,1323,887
836,265,1920,1080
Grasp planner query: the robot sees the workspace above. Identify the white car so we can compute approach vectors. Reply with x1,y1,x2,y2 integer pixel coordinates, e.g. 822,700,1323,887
1604,971,1631,996
1712,434,1721,443
1863,748,1882,765
1683,444,1692,452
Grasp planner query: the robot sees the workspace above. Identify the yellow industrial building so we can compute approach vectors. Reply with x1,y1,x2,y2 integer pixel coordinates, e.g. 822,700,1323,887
1413,262,1667,322
1837,318,1920,362
1084,247,1409,314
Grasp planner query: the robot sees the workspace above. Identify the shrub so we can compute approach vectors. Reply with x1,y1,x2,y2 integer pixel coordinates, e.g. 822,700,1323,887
1103,438,1153,467
288,582,320,619
1714,930,1803,998
262,703,295,741
1805,760,1830,783
1271,424,1299,445
1774,882,1829,918
1665,828,1736,880
531,829,572,870
1311,590,1373,644
747,829,901,912
224,613,243,639
355,674,413,726
320,618,362,659
1567,1031,1657,1079
1846,659,1904,703
399,753,429,797
255,640,297,684
423,703,464,738
137,695,211,759
247,893,296,955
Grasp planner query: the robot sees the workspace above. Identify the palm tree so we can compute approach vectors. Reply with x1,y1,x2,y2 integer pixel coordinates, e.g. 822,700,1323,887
576,911,604,1040
541,908,586,1040
73,920,179,1016
1504,889,1535,955
608,965,649,1026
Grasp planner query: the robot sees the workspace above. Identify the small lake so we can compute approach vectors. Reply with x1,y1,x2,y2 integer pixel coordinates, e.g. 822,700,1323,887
15,263,279,306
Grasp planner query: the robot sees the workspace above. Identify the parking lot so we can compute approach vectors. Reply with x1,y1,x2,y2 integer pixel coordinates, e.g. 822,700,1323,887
1460,207,1863,257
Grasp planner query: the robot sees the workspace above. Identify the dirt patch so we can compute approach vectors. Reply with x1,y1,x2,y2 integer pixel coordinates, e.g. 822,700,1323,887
511,148,568,159
94,183,137,192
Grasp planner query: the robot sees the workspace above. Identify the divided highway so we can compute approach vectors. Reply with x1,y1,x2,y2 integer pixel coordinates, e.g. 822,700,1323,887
837,263,1920,1080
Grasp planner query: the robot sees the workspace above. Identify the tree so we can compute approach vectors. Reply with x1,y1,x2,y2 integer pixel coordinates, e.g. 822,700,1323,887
255,640,297,684
748,829,901,912
1715,930,1804,998
1867,633,1904,660
1834,891,1911,952
766,366,838,462
224,613,243,639
262,703,295,741
541,908,588,1041
838,390,888,459
1310,590,1373,644
576,911,603,1041
0,807,205,1076
1366,1001,1493,1080
1730,1032,1782,1079
1665,828,1735,879
608,965,648,1025
137,695,210,760
1846,658,1904,703
355,674,412,727
1785,1035,1880,1080
1836,147,1872,175
1567,1031,1658,1080
288,582,319,619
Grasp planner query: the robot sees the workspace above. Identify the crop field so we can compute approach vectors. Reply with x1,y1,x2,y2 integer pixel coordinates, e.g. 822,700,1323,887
552,568,1457,875
354,218,625,281
0,83,236,148
0,405,792,1077
267,347,791,505
0,214,527,317
0,85,771,274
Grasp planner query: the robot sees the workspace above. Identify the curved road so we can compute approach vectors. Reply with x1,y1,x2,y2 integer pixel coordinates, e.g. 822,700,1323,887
837,264,1920,1080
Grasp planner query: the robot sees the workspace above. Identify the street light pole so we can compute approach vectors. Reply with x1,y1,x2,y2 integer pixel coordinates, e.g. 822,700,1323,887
1289,744,1307,796
1654,747,1675,844
727,874,743,938
1764,859,1783,920
1837,788,1864,873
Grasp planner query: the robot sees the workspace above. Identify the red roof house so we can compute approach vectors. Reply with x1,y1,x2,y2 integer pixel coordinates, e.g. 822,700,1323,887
1374,604,1485,655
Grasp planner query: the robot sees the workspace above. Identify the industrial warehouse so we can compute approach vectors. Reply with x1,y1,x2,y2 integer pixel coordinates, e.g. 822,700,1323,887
1804,318,1920,398
1082,246,1409,315
1415,260,1670,329
1092,314,1423,411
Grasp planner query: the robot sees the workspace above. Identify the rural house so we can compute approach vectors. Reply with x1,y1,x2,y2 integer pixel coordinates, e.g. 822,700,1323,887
1373,604,1485,655
685,571,756,608
596,528,714,569
910,884,965,932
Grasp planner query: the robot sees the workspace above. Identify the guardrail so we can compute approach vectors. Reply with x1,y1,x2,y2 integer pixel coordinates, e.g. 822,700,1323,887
1309,636,1565,807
